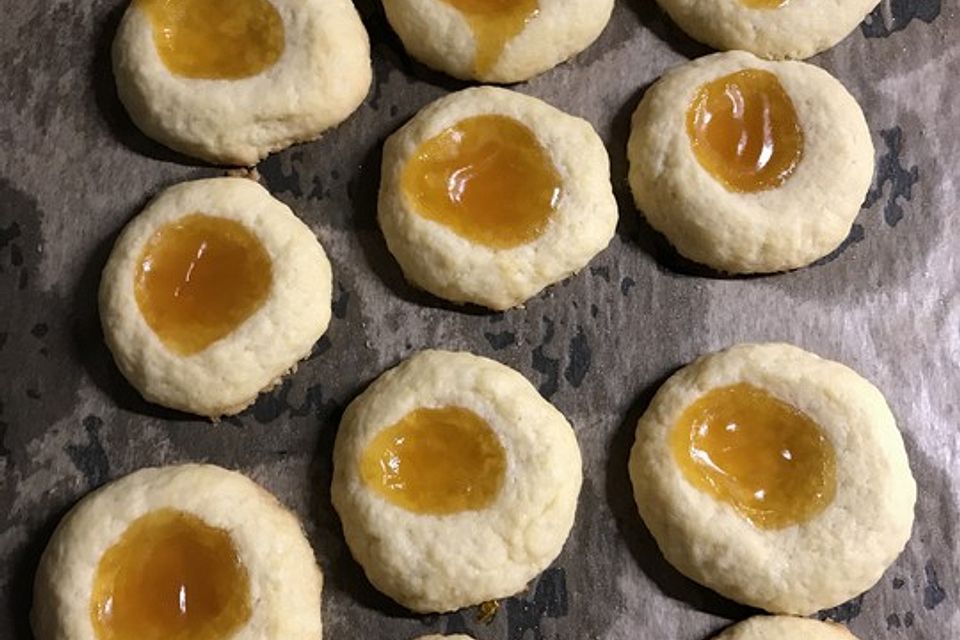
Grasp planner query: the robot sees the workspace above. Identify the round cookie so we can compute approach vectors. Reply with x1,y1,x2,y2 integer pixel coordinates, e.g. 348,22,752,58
379,86,617,310
627,51,874,273
331,350,582,612
113,0,371,165
382,0,615,83
32,464,323,640
628,343,916,614
100,177,332,417
713,616,860,639
655,0,880,59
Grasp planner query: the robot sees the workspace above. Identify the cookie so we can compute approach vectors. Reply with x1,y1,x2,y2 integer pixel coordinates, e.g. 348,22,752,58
379,86,617,310
113,0,371,165
629,343,916,614
655,0,881,59
331,350,582,612
32,464,323,640
628,51,874,273
99,177,332,417
382,0,614,82
713,616,859,639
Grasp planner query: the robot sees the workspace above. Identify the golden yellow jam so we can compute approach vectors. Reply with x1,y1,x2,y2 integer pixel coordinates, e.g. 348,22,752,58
360,406,507,514
401,114,562,249
686,69,804,193
670,383,836,529
441,0,540,76
134,213,272,356
138,0,284,79
91,509,251,640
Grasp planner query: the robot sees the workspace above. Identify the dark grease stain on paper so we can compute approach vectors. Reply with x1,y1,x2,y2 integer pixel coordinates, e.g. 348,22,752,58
440,610,472,635
0,221,20,255
485,330,516,351
506,567,568,640
247,381,337,425
862,0,941,38
924,561,947,610
259,150,306,198
333,283,351,320
532,318,560,399
564,327,592,389
818,594,864,623
864,127,920,228
886,611,917,629
590,265,611,283
0,180,33,291
308,336,333,362
0,179,87,437
64,415,110,489
0,401,9,459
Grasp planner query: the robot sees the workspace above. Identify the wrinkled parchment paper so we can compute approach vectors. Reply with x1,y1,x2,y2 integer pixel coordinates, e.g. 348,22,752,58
1,0,957,638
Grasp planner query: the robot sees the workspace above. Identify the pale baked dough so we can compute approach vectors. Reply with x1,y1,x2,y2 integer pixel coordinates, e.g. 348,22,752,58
382,0,614,82
379,87,617,310
31,464,323,640
655,0,880,59
628,51,874,273
628,343,916,614
331,350,583,612
99,177,332,417
113,0,371,165
713,616,859,639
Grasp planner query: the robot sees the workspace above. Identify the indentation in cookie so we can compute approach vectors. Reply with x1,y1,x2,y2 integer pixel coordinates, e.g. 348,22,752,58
402,114,561,249
359,406,507,514
134,214,273,356
139,0,285,79
91,508,252,640
670,383,836,528
686,69,803,193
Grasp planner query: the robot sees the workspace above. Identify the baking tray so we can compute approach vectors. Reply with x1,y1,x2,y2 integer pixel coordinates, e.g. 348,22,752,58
1,0,957,637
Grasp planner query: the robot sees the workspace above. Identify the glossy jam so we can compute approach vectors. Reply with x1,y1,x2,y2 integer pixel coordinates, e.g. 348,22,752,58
138,0,284,79
360,406,507,514
134,214,272,356
401,115,562,249
686,69,804,192
670,383,836,529
91,509,251,640
441,0,540,76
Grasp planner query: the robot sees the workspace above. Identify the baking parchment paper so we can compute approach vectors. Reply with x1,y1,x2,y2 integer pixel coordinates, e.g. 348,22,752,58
1,0,957,638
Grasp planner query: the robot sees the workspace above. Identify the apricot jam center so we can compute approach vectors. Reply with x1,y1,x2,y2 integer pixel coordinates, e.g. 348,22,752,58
402,114,562,249
91,509,251,640
138,0,284,79
670,383,836,529
134,213,272,356
360,406,507,514
441,0,539,76
687,69,803,193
